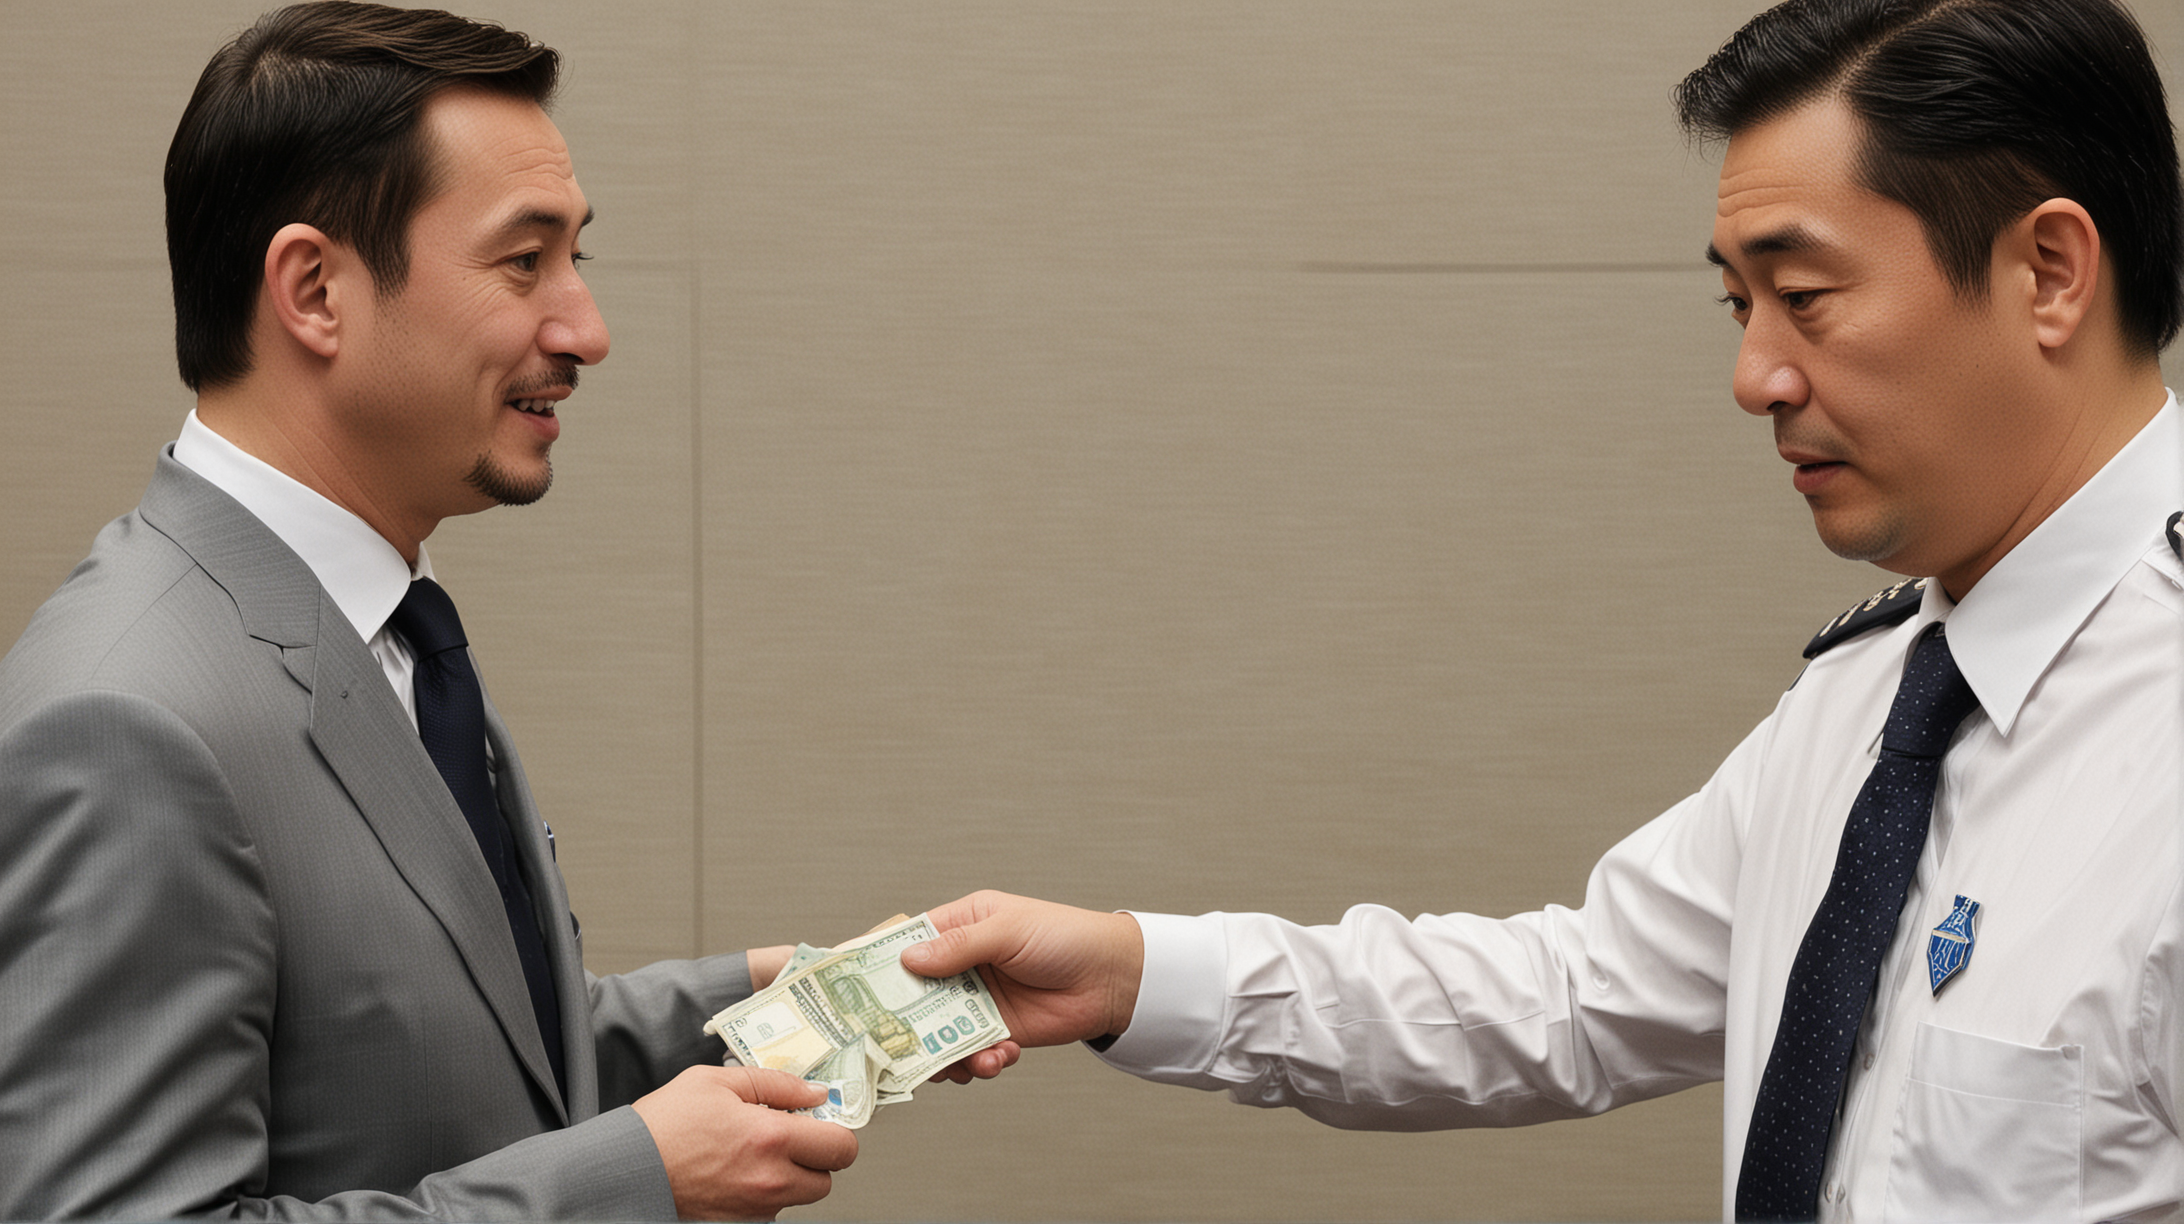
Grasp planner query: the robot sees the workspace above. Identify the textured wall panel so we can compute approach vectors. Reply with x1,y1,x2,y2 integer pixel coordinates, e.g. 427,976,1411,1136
6,2,2180,1221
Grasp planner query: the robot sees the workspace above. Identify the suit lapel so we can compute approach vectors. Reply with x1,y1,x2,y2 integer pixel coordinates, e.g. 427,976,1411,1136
137,452,567,1118
308,634,567,1119
484,696,595,1123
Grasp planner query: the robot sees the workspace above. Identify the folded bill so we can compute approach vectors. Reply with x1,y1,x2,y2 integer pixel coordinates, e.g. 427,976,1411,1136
703,913,1009,1128
795,1035,887,1129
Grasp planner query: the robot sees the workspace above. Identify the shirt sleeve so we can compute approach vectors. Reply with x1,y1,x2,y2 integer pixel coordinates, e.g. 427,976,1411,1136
1093,714,1772,1130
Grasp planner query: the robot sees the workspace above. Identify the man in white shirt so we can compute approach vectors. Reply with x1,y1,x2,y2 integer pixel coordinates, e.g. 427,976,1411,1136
0,3,854,1218
908,0,2184,1218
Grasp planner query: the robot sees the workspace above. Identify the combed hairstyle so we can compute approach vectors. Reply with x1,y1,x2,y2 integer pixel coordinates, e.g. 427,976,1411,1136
165,1,559,391
1675,0,2183,357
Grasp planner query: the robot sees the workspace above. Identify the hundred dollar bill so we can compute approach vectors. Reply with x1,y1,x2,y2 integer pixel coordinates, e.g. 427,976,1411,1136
818,913,1011,1089
715,942,832,1067
703,913,1009,1102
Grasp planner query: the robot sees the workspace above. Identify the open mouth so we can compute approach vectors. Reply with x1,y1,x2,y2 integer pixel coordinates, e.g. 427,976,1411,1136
508,398,558,417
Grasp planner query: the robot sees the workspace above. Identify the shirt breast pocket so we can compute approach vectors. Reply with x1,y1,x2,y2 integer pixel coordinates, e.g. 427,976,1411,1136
1884,1023,2082,1222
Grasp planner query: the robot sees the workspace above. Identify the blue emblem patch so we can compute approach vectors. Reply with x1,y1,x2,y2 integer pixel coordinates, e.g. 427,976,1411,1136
1928,895,1980,995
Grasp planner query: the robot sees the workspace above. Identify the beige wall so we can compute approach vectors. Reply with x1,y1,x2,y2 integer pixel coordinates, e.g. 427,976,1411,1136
5,2,2181,1219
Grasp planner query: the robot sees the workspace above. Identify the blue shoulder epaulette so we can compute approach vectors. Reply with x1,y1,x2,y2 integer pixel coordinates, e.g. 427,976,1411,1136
2167,511,2181,561
1803,577,1930,660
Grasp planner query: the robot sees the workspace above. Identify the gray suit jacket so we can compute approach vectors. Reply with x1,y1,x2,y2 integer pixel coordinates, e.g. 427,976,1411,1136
0,453,752,1219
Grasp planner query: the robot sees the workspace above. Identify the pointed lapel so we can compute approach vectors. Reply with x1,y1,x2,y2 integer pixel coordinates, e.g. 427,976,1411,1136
308,632,565,1116
139,452,564,1114
484,693,592,1123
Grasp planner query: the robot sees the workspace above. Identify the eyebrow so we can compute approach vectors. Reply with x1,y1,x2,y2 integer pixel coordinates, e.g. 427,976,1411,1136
1703,223,1821,268
489,205,594,245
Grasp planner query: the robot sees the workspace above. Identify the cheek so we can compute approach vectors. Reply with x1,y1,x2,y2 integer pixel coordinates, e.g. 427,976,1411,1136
410,278,531,358
464,303,543,373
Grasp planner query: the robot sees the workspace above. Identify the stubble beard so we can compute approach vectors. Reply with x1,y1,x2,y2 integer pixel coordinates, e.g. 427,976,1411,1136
466,451,553,506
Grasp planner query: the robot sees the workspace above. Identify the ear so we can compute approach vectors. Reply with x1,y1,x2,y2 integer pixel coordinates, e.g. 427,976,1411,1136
2014,199,2101,352
260,223,357,361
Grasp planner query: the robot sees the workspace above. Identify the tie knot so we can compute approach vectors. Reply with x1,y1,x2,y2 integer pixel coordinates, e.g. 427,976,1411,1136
387,577,469,660
1880,626,1981,758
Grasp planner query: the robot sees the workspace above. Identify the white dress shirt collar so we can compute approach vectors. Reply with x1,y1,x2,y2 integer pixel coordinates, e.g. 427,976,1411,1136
1932,390,2181,737
171,409,429,644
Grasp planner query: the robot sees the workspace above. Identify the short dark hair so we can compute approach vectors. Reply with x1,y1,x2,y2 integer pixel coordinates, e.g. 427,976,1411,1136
1675,0,2183,358
165,1,559,391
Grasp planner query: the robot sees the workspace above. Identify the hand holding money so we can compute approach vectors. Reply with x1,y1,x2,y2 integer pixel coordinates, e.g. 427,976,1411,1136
900,890,1145,1055
703,913,1011,1128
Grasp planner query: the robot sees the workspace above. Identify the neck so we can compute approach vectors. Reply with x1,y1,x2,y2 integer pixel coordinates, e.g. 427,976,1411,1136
196,380,432,566
1932,361,2167,601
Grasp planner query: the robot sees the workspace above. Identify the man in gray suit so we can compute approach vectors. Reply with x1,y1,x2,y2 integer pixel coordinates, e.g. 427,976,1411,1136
0,3,858,1218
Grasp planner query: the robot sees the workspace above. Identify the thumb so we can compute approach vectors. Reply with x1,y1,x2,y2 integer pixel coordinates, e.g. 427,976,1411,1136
722,1066,830,1110
901,920,1000,978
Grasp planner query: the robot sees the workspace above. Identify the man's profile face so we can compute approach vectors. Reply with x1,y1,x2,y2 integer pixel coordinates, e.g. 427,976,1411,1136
1710,97,2061,593
339,85,608,524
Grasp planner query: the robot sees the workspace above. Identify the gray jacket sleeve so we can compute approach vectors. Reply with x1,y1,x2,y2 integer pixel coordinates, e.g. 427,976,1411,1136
589,952,755,1110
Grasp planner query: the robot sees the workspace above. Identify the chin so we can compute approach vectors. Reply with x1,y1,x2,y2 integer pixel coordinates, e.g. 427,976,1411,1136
465,453,553,506
1812,509,1909,566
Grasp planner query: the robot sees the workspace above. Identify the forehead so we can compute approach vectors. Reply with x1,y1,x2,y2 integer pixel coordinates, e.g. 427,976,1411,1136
414,86,587,238
1711,97,1898,267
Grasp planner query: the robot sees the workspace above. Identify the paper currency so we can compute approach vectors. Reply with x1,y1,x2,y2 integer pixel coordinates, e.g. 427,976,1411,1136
796,1035,887,1128
703,913,1008,1128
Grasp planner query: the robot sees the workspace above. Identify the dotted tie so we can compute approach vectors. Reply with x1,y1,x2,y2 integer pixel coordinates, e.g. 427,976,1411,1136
1735,625,1980,1221
387,577,566,1098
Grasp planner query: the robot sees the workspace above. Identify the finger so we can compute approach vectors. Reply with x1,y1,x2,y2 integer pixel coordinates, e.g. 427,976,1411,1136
721,1066,830,1110
927,1039,1020,1084
960,1043,1015,1079
786,1116,860,1172
927,1064,971,1085
974,1040,1022,1076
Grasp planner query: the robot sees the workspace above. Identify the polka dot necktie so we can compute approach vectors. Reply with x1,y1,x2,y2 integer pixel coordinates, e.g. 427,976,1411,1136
389,577,566,1098
1735,625,1980,1221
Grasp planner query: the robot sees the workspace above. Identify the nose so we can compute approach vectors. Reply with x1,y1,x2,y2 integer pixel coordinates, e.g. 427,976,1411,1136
542,274,610,367
1732,308,1808,417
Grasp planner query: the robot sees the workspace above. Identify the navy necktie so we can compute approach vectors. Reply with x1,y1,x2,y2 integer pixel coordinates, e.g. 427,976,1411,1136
1736,625,1980,1221
388,577,566,1097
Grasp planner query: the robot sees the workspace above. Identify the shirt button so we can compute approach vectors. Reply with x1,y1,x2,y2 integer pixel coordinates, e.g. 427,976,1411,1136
1862,1053,1875,1070
1825,1182,1845,1204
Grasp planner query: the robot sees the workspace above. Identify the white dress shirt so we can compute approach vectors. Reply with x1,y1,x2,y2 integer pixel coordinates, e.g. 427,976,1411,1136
171,410,428,727
1100,395,2184,1221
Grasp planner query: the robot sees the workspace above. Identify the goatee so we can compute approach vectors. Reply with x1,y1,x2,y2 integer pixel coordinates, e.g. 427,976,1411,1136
466,452,552,506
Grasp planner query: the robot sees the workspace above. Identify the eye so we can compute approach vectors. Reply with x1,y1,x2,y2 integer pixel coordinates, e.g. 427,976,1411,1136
511,251,541,274
1716,291,1749,314
572,251,593,268
1780,288,1824,311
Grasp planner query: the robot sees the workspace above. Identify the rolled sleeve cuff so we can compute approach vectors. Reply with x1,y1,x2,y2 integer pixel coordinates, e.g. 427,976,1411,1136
1090,911,1228,1079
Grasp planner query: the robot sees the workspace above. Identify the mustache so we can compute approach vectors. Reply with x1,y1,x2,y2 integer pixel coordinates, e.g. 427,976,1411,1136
506,367,578,398
1773,419,1840,460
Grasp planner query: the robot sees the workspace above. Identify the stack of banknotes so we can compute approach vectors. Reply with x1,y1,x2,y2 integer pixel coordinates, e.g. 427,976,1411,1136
703,913,1010,1128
